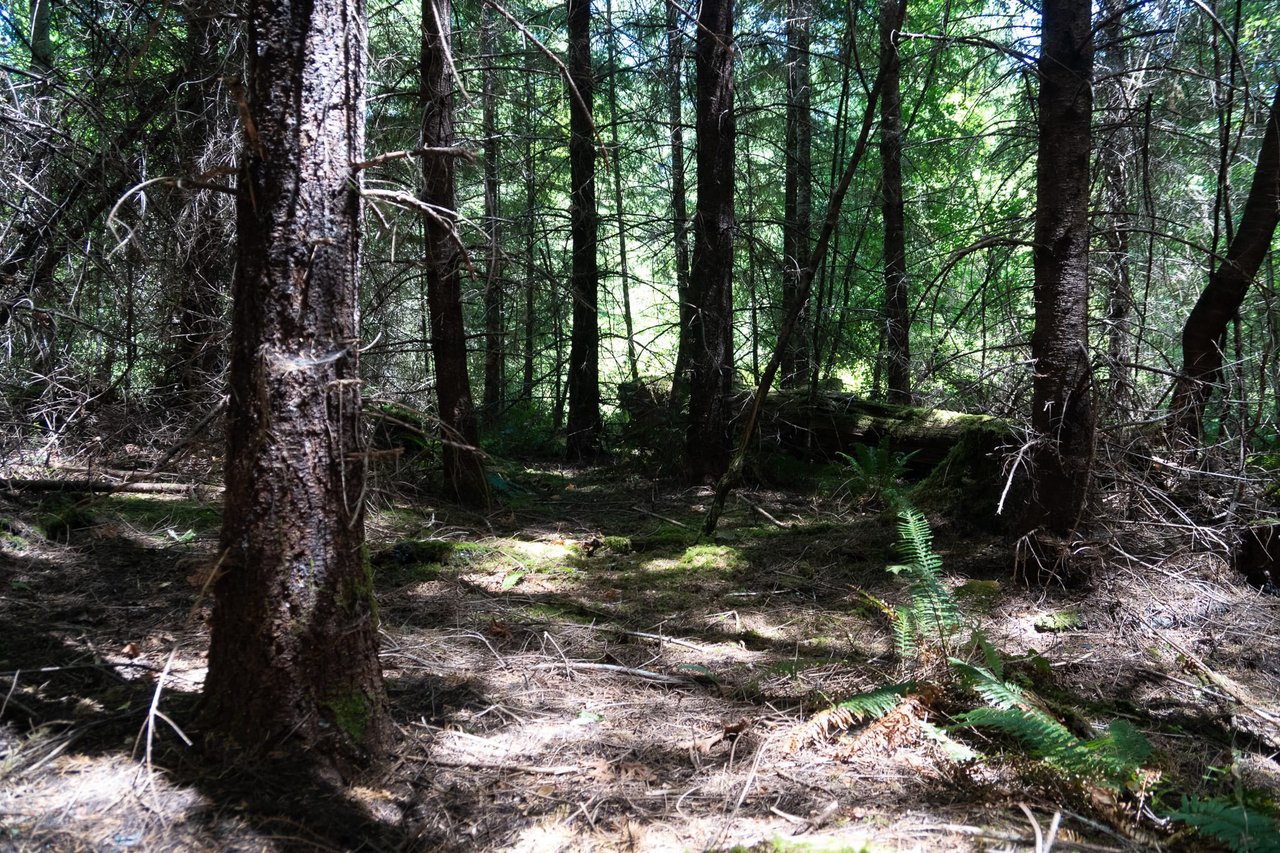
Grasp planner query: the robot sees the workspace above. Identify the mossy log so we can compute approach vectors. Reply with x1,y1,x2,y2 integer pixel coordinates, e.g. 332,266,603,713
738,390,1011,469
618,380,1018,529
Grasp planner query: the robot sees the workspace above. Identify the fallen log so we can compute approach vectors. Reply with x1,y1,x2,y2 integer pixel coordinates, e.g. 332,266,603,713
0,477,221,497
618,380,1018,530
738,389,1011,469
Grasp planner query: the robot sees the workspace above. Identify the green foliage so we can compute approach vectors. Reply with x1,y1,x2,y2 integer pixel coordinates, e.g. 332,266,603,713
1034,609,1084,632
675,545,744,572
951,661,1152,789
886,507,962,655
830,682,916,723
1167,796,1280,852
836,440,916,508
482,400,562,458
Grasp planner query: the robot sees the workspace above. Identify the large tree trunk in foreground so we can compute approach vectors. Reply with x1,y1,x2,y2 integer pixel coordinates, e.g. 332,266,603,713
686,0,736,481
202,0,389,772
422,0,488,505
566,0,602,460
1021,0,1095,538
1168,85,1280,446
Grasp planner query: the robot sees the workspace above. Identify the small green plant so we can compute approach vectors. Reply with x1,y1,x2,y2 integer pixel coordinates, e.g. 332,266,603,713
805,503,1152,798
950,659,1151,788
836,439,916,507
886,507,962,658
1167,796,1280,852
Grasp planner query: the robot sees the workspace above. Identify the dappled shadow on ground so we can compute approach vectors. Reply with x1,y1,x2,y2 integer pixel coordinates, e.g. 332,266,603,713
2,467,1280,850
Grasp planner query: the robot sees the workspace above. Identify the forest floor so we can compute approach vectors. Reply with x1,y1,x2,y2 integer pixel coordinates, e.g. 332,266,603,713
1,452,1279,851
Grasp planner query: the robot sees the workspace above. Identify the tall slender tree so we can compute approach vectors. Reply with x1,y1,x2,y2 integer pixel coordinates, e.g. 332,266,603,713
422,0,488,504
202,0,389,770
781,0,812,389
606,0,639,382
1097,0,1135,412
566,0,602,460
481,0,504,424
1021,0,1095,540
686,0,736,480
880,0,911,403
666,0,693,407
1168,85,1280,446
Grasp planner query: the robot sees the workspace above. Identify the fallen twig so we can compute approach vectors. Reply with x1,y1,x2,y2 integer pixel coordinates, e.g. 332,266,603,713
415,756,579,775
531,660,696,685
631,505,689,528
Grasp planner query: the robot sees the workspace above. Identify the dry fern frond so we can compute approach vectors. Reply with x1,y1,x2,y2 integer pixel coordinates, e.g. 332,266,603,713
833,694,931,760
787,682,915,752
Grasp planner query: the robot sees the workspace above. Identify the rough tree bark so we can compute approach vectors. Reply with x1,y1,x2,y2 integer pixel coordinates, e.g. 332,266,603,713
1168,85,1280,446
164,4,232,409
522,44,537,403
686,0,736,481
781,0,812,389
1097,0,1135,412
666,0,693,408
481,0,504,425
422,0,488,504
201,0,389,771
30,0,52,72
566,0,602,460
880,0,911,403
1021,0,1095,538
606,0,639,383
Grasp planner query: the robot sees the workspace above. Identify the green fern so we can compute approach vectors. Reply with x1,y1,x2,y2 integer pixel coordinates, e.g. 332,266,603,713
837,440,917,506
834,681,917,721
1168,796,1280,852
950,660,1029,709
891,604,918,659
887,507,962,653
951,661,1151,788
794,682,916,747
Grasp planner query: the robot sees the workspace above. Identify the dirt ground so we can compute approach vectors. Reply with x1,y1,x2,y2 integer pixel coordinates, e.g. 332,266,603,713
1,458,1279,851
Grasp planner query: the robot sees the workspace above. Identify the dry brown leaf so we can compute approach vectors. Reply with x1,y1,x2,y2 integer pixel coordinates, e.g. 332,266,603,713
619,761,657,783
582,756,614,782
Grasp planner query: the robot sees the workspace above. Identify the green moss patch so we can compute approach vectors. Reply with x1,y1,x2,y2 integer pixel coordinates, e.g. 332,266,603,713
99,496,222,533
675,544,745,573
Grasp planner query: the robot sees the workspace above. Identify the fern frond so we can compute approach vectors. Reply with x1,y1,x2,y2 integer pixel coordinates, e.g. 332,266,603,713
892,604,918,659
949,660,1029,709
1084,720,1152,782
954,706,1085,765
1169,796,1280,852
969,631,1004,679
892,507,962,644
789,682,915,751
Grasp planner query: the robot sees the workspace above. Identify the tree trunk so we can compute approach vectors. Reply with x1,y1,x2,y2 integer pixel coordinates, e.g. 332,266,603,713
1022,0,1095,537
686,0,736,481
481,1,504,425
30,0,52,72
1168,85,1280,446
565,0,602,460
164,5,231,409
781,0,812,389
422,0,488,505
606,0,638,383
1097,0,1135,412
202,0,389,772
522,42,537,404
666,0,692,408
880,0,911,404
